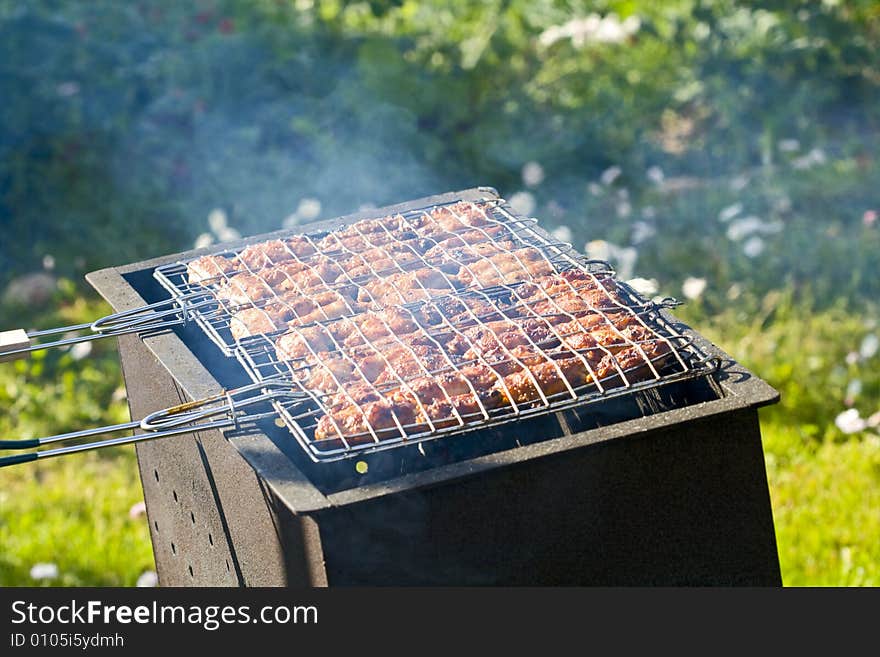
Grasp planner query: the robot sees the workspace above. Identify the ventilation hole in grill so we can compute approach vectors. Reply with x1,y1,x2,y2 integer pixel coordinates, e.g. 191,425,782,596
188,565,194,578
153,469,159,482
225,559,230,573
190,511,195,524
171,542,177,555
154,521,159,533
172,490,178,503
208,533,214,547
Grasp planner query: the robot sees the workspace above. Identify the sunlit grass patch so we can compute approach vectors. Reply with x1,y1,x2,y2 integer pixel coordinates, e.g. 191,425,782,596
0,449,152,587
0,294,153,586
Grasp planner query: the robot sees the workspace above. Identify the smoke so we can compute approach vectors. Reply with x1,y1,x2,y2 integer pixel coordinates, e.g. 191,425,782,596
107,12,450,245
0,1,454,284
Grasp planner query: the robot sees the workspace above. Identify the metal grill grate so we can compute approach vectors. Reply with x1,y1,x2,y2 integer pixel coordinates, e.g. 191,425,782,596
153,197,718,463
155,199,582,355
235,274,714,461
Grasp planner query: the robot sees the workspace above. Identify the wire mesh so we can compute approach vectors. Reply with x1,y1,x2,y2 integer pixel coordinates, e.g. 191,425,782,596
154,197,718,462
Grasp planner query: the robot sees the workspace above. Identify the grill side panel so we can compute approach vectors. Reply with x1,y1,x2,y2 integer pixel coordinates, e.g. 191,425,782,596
313,408,781,585
117,333,324,586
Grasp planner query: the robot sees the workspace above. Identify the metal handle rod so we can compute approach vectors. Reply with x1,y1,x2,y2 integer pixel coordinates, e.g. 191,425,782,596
0,380,305,467
0,294,217,361
2,321,187,360
26,322,95,338
0,420,142,450
0,418,236,468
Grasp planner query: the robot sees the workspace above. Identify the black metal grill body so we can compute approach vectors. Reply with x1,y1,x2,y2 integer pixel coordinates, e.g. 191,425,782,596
88,187,781,586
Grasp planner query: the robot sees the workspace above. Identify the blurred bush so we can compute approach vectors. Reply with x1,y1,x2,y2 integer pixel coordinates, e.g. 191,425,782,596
1,0,877,303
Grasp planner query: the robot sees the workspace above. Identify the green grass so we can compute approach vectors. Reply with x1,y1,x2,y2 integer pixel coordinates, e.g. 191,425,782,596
678,297,880,586
1,292,878,586
0,293,153,587
764,423,880,586
0,449,152,586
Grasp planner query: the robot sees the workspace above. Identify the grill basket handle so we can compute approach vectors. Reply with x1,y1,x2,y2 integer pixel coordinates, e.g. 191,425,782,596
0,293,216,362
0,380,304,468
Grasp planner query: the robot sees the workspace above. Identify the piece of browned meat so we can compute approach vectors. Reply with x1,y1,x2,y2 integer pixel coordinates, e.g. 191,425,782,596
186,237,317,283
229,291,364,340
455,247,555,287
311,337,673,442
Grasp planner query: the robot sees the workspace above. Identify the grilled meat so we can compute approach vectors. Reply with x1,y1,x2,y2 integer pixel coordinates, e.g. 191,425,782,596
179,199,683,446
313,339,673,441
186,202,510,285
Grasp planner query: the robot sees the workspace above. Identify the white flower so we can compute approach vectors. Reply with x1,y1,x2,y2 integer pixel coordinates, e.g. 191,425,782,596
508,191,536,216
835,408,866,434
791,148,827,170
773,195,793,213
616,200,632,218
137,571,159,587
727,283,742,300
538,13,640,49
30,563,59,580
845,351,860,366
194,233,214,249
594,14,640,43
693,21,711,40
585,240,611,262
742,236,765,258
550,225,573,243
631,221,656,244
522,161,545,188
587,182,603,196
641,206,656,219
56,81,80,97
682,277,707,300
729,174,749,191
207,208,228,234
859,334,879,360
726,216,765,241
718,202,743,223
867,411,880,428
728,218,783,245
216,227,241,242
296,198,322,222
69,342,92,361
778,139,800,153
42,255,56,271
600,165,622,186
627,277,658,297
646,166,664,184
129,501,147,519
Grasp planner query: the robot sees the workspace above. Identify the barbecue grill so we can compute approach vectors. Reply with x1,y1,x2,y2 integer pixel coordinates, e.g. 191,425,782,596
0,187,782,585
